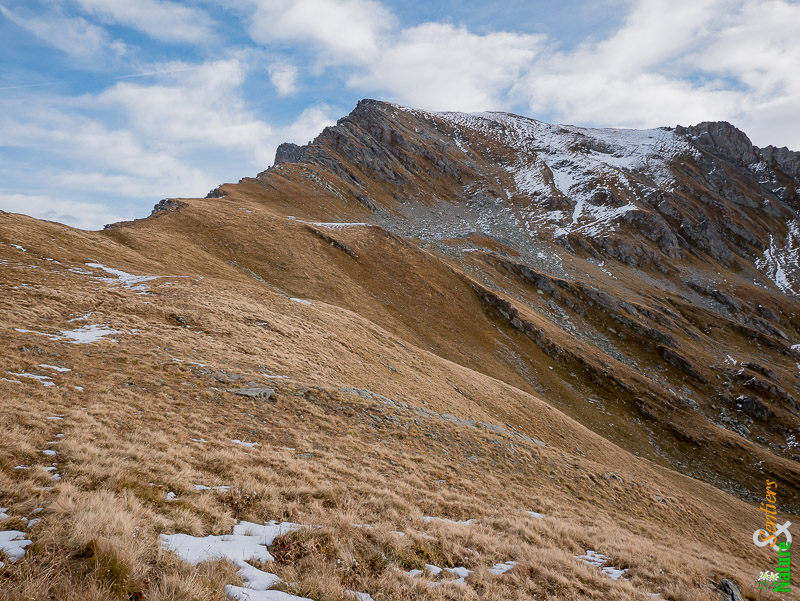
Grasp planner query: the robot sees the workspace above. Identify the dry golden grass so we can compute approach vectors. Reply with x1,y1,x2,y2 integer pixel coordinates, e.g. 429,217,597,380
0,211,796,600
0,359,792,600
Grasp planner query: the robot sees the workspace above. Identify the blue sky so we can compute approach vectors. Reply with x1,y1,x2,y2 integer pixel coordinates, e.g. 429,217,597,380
1,0,799,229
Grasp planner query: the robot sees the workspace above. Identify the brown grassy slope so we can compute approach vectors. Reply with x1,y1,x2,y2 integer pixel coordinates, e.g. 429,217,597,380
440,246,800,500
240,101,800,486
97,188,800,512
0,212,796,599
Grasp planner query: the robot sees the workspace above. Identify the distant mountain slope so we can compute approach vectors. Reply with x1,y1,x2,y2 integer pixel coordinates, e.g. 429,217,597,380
183,99,800,508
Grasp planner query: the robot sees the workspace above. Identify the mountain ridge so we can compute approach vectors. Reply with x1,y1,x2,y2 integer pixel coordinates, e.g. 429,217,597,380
97,100,800,513
2,98,799,600
238,100,800,281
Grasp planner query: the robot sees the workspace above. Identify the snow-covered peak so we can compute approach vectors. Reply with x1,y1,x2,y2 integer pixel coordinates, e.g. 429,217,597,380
392,106,696,241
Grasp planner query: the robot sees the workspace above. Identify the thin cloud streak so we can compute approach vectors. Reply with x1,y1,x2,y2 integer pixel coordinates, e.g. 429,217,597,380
113,67,202,79
0,83,56,91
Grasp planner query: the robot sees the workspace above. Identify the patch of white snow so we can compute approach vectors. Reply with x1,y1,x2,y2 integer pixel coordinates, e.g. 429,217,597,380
85,262,160,293
489,561,518,575
0,530,32,562
59,324,119,344
39,364,70,372
7,372,54,387
232,439,259,448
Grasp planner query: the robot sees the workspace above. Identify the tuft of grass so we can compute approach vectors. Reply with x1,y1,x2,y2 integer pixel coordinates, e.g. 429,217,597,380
84,538,140,597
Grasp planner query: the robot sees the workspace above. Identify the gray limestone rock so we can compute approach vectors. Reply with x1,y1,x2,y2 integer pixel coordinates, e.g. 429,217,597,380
677,121,759,166
274,142,306,165
715,579,744,601
228,387,275,401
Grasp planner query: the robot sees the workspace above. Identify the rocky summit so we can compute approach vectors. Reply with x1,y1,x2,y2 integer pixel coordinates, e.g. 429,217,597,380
1,99,798,600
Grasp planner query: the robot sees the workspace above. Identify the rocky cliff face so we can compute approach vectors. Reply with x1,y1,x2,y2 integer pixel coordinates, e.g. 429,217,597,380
235,99,800,507
268,100,800,284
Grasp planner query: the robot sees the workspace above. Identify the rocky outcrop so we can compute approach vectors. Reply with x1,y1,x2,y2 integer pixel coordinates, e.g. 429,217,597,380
150,198,186,216
657,346,708,384
737,397,772,421
715,579,744,601
760,144,800,184
676,121,759,166
274,142,306,165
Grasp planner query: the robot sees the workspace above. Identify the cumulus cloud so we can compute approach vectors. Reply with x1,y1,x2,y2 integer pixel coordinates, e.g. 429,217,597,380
0,48,349,228
688,0,800,147
0,56,280,226
244,0,394,65
0,96,217,225
0,96,198,181
234,0,800,148
71,0,215,44
96,58,275,164
4,0,800,232
0,192,127,230
278,103,337,145
268,61,299,96
348,23,543,112
514,0,800,148
512,0,734,126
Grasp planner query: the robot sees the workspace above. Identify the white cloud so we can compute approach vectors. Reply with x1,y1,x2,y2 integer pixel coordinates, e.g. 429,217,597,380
244,0,394,64
0,98,217,220
0,56,279,227
268,62,299,96
513,0,800,149
512,0,739,128
689,0,800,147
278,103,336,145
695,1,800,93
0,99,191,181
233,0,800,148
0,46,350,230
4,0,800,233
95,58,275,164
573,0,724,74
71,0,214,44
348,23,543,112
0,192,127,230
0,5,125,60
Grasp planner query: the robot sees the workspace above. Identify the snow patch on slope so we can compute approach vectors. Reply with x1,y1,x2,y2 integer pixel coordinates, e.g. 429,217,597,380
60,324,120,344
755,219,800,295
489,560,518,575
14,325,119,345
86,262,161,293
575,550,628,580
400,106,695,241
7,372,55,387
161,521,308,600
0,530,32,564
